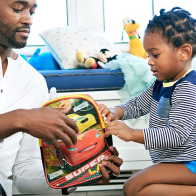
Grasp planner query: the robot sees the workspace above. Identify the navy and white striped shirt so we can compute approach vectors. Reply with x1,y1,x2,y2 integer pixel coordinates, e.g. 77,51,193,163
119,70,196,164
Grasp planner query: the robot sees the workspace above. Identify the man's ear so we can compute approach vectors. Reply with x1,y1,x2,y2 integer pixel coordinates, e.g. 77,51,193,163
180,44,192,62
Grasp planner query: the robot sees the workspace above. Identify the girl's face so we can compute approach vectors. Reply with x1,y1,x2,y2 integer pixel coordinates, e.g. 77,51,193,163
143,32,186,82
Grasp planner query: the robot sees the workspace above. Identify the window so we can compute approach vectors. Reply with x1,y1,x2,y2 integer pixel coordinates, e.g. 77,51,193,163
29,0,154,45
25,0,196,47
104,0,153,43
27,0,67,45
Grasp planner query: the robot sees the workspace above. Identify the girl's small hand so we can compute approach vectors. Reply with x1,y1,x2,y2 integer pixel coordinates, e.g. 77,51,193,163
98,104,115,124
104,120,133,142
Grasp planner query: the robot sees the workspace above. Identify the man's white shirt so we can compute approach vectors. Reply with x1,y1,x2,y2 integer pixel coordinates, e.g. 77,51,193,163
0,55,49,195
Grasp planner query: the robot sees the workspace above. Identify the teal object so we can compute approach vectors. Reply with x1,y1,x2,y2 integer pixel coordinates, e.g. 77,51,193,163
105,53,155,101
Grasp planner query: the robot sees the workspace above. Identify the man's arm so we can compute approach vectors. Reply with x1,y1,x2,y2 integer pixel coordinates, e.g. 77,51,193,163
0,107,79,149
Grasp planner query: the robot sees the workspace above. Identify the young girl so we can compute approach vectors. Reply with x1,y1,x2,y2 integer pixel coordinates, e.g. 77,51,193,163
99,7,196,196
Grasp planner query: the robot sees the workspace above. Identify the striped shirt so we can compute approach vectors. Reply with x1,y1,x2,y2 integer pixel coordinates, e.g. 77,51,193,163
119,70,196,164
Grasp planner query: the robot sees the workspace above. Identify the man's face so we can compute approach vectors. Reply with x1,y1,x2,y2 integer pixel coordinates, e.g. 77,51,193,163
0,0,37,49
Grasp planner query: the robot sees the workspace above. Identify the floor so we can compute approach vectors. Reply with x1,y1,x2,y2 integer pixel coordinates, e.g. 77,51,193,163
71,190,123,196
14,190,124,196
11,184,124,196
8,190,123,196
9,171,129,196
11,190,123,196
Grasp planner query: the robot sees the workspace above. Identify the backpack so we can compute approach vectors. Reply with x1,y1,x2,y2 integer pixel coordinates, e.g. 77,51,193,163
39,94,113,189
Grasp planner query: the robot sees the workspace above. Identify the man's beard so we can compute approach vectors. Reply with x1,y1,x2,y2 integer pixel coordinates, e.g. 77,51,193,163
0,21,27,48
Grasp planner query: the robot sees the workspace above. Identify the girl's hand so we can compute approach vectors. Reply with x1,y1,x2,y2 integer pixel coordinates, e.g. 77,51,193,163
98,104,124,124
104,120,133,142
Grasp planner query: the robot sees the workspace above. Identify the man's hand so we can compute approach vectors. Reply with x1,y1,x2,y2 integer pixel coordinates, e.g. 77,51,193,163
96,146,123,185
17,106,79,150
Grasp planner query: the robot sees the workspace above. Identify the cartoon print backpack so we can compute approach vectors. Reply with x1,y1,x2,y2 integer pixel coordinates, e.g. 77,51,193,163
39,94,113,189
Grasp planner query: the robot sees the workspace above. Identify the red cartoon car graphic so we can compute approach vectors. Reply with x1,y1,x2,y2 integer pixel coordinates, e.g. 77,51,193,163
57,129,105,168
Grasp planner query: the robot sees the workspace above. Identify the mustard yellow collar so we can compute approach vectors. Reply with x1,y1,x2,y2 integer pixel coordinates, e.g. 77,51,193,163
163,68,193,87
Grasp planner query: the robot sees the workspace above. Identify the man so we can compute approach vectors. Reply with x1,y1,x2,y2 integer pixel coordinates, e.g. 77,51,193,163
0,0,122,195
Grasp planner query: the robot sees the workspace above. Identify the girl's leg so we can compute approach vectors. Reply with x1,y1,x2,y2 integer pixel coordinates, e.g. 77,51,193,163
123,162,196,196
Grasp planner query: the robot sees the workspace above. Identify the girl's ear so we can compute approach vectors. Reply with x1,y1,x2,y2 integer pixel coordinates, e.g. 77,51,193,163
180,44,192,62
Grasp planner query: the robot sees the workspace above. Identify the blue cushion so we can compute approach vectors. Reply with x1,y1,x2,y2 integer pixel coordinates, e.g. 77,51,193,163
39,69,124,92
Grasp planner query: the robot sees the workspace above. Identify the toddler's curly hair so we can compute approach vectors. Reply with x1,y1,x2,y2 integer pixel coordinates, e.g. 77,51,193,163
146,7,196,57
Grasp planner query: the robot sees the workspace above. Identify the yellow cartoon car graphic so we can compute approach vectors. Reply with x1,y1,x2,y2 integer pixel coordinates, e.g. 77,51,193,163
67,113,97,133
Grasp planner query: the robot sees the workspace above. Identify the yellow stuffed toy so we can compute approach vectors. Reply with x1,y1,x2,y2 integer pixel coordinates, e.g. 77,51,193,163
123,17,147,59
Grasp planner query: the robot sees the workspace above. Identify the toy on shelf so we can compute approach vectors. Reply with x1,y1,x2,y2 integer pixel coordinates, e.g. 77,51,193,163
21,48,61,70
76,48,117,69
123,17,147,59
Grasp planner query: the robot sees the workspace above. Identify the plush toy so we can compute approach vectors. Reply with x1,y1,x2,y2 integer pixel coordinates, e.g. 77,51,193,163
122,17,147,59
76,49,117,69
21,48,61,70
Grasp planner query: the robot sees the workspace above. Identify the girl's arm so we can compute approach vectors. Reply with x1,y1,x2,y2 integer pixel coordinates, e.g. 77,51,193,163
99,81,155,123
104,120,145,144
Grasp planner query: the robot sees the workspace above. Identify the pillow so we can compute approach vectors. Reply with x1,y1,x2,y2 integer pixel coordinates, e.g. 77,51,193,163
39,27,121,69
